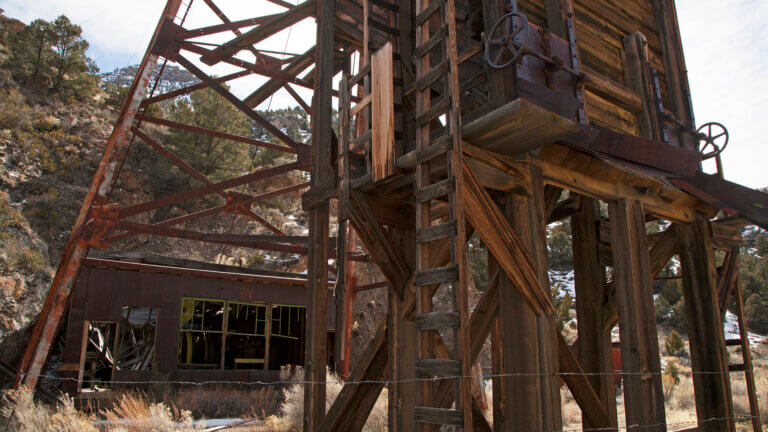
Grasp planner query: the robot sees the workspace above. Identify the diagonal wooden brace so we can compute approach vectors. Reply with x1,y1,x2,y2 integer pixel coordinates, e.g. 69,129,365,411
347,191,410,299
462,158,556,316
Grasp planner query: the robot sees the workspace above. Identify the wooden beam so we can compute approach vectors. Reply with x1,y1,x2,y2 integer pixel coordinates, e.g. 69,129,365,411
608,199,666,431
572,196,617,429
501,190,544,431
677,218,735,432
603,225,678,331
717,247,740,320
348,191,410,298
387,226,415,432
557,332,615,429
623,32,663,142
583,65,643,114
533,148,700,223
462,159,555,316
304,0,334,428
510,165,562,430
548,194,582,224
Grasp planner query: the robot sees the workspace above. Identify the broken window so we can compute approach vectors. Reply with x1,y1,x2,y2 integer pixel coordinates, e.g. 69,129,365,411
268,305,306,369
115,306,157,371
224,302,267,370
178,298,270,370
80,321,118,392
178,298,225,369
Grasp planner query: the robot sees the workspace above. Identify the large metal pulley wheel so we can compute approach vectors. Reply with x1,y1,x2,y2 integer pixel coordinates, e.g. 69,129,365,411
696,122,729,159
485,11,530,69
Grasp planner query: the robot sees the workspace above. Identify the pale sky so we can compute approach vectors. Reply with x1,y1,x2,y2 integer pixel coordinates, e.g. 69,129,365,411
3,0,767,189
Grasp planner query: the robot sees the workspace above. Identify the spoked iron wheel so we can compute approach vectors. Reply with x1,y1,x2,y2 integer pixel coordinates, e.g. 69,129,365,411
485,11,530,69
696,122,729,159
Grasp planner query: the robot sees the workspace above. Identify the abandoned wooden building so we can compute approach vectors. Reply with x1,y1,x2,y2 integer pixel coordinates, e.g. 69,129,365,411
14,0,768,430
57,253,336,394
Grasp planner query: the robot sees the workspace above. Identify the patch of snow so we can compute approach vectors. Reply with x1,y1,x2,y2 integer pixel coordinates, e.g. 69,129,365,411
723,310,766,347
549,269,575,297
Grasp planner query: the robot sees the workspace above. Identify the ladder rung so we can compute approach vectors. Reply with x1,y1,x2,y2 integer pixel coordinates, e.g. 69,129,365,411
460,71,486,93
725,338,743,346
404,59,447,97
368,16,399,36
729,363,746,372
414,407,463,426
414,265,459,286
416,220,458,243
350,94,372,117
396,136,451,169
416,359,461,377
414,25,445,59
415,0,446,27
348,64,371,88
415,96,450,126
415,312,460,330
352,130,372,148
414,177,455,202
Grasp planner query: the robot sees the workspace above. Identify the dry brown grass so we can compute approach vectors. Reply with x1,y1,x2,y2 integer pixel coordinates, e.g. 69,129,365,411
1,387,96,432
103,393,198,432
271,367,388,432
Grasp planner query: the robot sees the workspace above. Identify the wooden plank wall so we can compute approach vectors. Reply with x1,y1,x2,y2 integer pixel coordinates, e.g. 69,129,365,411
574,0,668,135
520,0,677,137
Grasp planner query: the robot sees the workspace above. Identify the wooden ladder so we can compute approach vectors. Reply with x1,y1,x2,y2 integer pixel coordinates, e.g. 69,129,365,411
408,0,473,428
724,277,763,432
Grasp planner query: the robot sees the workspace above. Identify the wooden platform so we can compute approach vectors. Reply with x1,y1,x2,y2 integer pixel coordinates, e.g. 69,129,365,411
463,98,579,156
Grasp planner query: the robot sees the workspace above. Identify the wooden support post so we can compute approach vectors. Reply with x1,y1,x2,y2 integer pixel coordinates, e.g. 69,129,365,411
608,199,666,431
530,167,562,431
388,226,416,432
572,197,618,430
676,217,734,432
502,188,543,431
303,0,335,429
489,259,505,431
502,165,560,431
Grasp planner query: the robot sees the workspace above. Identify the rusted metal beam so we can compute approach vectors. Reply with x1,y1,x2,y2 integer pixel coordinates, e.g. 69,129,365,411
15,0,185,390
134,114,296,154
180,15,280,39
115,221,338,256
200,1,316,66
116,162,299,219
140,70,251,107
244,47,315,108
284,83,311,114
109,205,227,242
181,42,305,84
83,258,320,286
174,54,308,157
131,127,226,198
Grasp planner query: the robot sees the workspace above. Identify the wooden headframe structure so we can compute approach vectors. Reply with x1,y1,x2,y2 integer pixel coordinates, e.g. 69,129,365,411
15,0,768,431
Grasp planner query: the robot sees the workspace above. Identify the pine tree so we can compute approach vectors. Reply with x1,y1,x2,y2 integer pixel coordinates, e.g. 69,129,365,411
3,15,98,100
